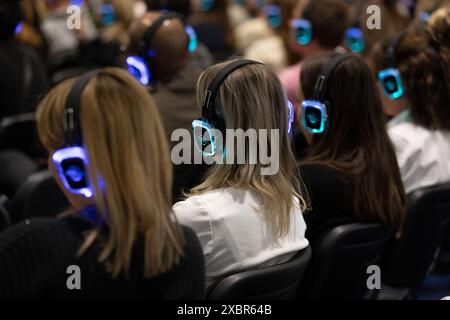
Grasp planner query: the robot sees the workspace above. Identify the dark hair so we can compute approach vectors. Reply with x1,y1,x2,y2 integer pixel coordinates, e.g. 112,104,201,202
371,24,450,130
302,0,349,48
145,0,191,17
0,0,22,40
300,53,406,232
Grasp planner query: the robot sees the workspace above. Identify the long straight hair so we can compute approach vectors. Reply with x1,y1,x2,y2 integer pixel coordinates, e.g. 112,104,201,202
300,54,406,232
190,60,308,238
37,68,185,278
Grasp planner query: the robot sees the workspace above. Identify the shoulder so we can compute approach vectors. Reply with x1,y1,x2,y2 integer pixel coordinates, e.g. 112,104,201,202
299,163,344,185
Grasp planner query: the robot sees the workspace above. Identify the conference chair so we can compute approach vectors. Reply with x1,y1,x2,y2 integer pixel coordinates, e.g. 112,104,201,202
0,113,45,159
298,223,391,300
207,246,312,300
378,182,450,299
11,170,68,223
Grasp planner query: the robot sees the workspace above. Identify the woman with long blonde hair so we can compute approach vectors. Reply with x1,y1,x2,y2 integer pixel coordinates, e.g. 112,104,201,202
0,68,205,299
173,59,309,287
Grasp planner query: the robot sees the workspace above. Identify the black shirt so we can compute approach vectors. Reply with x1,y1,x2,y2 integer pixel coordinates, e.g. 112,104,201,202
0,216,205,299
300,164,356,247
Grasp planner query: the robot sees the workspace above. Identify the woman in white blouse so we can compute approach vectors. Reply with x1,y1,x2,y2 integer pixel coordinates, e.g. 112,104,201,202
173,59,309,287
370,9,450,194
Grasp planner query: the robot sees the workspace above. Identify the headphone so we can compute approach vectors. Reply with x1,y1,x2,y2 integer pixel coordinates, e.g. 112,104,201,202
52,72,99,198
377,33,404,100
344,2,365,53
301,53,352,134
419,0,443,22
265,4,282,28
14,21,22,35
192,59,294,157
291,0,315,46
126,12,197,86
100,1,116,26
199,0,215,11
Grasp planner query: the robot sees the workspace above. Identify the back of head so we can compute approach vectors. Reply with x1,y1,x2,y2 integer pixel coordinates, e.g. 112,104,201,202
145,0,191,16
371,22,450,130
300,54,406,232
0,0,22,40
193,59,307,238
301,0,349,49
37,68,184,278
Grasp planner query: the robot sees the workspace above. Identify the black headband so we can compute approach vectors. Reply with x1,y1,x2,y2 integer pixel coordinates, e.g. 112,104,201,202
139,12,185,54
385,32,405,68
312,53,353,101
64,71,98,146
202,59,261,119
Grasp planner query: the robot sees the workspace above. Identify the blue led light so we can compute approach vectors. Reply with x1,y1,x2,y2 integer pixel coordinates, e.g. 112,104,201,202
192,119,217,157
419,11,431,22
287,100,294,134
14,22,22,35
185,25,198,53
126,56,150,86
265,5,282,28
344,27,365,53
301,100,328,134
292,19,312,46
53,146,93,198
378,68,404,100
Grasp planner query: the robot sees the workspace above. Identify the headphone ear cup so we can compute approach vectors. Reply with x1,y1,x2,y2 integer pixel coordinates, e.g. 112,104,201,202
185,25,198,53
126,56,151,86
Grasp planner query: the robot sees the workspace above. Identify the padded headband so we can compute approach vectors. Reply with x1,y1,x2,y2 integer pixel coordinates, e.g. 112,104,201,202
202,59,261,119
312,53,353,101
64,71,98,146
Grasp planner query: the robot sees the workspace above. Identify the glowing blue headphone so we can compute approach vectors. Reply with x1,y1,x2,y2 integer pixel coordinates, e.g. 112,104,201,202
301,53,352,134
100,2,116,26
344,2,365,53
377,33,404,100
192,59,294,157
14,21,22,35
126,12,197,86
52,72,100,198
265,4,282,28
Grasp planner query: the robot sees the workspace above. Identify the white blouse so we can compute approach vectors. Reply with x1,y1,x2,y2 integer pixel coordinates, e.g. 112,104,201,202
173,188,308,286
388,110,450,194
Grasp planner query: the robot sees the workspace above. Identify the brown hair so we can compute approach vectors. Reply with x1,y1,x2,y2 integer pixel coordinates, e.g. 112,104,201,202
370,20,450,130
300,54,406,232
37,68,185,278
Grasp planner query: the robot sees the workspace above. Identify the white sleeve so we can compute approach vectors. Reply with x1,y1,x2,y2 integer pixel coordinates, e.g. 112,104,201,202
173,197,214,256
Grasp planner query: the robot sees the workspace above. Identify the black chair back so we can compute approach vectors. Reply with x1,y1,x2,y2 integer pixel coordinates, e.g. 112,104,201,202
299,223,390,300
207,246,312,300
11,170,68,223
0,113,45,159
382,182,450,287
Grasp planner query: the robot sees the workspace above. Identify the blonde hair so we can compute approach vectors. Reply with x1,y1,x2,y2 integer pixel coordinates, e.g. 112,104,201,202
37,68,184,278
190,60,308,238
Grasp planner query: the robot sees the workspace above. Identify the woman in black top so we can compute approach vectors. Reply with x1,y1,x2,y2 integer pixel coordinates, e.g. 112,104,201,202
297,54,406,246
0,68,205,299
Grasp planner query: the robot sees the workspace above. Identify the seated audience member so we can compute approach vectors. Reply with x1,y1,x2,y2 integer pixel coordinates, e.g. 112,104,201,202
0,0,48,120
0,150,38,199
190,0,236,62
414,0,450,23
244,0,300,72
173,59,309,287
298,53,406,245
16,0,48,56
0,68,205,299
370,10,450,194
278,0,349,109
128,11,208,201
144,0,214,70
